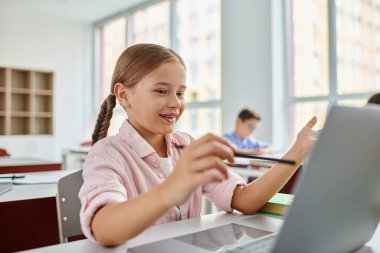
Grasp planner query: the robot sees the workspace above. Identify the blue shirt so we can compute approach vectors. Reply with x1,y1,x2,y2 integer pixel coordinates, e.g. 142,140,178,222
223,132,269,150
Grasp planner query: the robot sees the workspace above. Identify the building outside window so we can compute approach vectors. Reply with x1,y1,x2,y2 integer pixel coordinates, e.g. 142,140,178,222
286,0,380,140
94,0,221,137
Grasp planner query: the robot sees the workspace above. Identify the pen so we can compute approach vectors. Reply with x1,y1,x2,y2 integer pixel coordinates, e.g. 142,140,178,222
173,144,296,165
0,175,26,180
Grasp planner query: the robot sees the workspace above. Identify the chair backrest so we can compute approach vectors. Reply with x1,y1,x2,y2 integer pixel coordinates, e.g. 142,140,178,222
56,170,84,243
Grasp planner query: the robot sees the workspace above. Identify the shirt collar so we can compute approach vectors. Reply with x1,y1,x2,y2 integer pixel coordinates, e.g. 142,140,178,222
118,120,177,158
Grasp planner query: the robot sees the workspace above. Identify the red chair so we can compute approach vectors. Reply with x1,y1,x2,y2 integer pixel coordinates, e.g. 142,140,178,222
279,166,302,194
0,148,10,157
79,141,92,147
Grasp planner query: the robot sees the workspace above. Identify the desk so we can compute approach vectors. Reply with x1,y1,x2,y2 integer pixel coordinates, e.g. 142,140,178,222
0,157,61,174
229,166,267,179
61,146,90,170
0,170,79,252
20,212,380,253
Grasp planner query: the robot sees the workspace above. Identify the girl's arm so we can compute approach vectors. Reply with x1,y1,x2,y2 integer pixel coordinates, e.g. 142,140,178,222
91,134,235,246
231,117,318,214
92,183,174,246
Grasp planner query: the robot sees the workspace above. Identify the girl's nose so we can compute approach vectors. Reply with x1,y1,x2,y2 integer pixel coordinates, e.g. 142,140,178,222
168,94,182,108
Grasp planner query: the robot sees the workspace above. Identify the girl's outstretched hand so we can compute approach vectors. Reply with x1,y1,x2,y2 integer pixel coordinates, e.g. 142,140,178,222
161,134,235,207
294,116,318,158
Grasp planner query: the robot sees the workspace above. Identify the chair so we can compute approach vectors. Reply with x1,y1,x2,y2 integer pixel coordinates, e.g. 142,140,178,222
80,141,92,147
279,166,302,194
0,148,10,157
56,170,84,243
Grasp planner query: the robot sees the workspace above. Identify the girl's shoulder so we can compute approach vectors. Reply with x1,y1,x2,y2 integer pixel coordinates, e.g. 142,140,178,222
87,135,127,158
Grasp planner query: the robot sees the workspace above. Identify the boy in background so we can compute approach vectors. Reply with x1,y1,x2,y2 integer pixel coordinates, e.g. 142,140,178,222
223,108,274,155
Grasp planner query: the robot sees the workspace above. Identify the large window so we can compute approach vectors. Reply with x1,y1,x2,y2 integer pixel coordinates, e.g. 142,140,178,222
95,0,221,137
287,0,380,140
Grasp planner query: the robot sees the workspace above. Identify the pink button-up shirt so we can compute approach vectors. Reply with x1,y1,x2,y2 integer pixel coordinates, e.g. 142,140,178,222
79,120,246,241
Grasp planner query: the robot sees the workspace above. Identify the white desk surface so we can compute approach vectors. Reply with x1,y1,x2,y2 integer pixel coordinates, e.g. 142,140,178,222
62,146,91,154
0,169,80,202
229,167,267,178
0,157,60,166
21,211,380,253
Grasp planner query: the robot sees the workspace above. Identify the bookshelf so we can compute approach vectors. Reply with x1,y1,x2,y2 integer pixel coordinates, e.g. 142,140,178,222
0,67,53,135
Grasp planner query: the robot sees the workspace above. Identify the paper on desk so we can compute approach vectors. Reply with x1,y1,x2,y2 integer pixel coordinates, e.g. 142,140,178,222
0,170,77,184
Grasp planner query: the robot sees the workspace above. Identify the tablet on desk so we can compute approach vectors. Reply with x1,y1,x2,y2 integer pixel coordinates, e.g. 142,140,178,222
128,216,282,253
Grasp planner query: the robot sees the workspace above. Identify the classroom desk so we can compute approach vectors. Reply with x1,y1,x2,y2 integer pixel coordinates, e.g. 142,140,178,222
61,146,90,170
20,211,380,253
229,166,267,179
0,157,61,174
0,170,79,252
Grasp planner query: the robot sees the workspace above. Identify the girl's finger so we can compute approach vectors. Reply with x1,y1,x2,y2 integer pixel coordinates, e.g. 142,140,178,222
305,116,318,129
192,133,236,151
189,156,229,179
187,140,234,163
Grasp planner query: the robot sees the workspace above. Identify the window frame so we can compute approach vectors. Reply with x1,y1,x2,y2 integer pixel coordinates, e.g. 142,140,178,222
92,0,222,135
284,0,375,142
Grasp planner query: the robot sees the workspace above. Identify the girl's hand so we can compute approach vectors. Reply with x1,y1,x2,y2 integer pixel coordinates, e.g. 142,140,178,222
161,134,235,207
293,116,318,158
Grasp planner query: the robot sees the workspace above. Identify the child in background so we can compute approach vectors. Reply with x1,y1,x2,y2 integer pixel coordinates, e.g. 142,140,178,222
368,93,380,105
223,108,274,155
79,43,318,246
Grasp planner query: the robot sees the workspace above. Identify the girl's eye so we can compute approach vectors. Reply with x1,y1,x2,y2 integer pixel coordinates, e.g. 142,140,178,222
155,89,167,95
177,92,185,98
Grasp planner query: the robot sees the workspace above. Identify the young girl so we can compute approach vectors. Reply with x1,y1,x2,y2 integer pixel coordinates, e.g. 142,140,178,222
79,43,318,246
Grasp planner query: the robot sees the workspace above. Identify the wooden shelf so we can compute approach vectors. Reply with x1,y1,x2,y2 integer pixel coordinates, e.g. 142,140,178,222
0,116,4,135
0,93,4,111
11,93,31,112
35,112,52,118
11,69,30,89
11,111,32,117
35,89,52,95
10,116,30,135
11,88,32,94
35,117,53,134
35,72,52,90
0,68,5,88
0,67,54,135
35,94,52,113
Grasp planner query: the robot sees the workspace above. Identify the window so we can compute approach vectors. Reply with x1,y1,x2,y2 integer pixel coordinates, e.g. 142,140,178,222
130,1,170,46
96,17,127,136
287,0,380,140
95,0,221,137
175,0,221,136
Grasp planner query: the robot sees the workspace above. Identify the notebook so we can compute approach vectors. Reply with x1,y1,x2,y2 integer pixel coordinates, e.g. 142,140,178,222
0,183,12,195
128,105,380,253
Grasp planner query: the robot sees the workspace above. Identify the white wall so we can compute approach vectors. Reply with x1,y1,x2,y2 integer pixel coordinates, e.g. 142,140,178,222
0,1,93,160
221,0,273,144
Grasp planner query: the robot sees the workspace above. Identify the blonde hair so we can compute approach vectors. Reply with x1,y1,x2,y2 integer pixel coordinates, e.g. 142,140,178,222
92,43,185,144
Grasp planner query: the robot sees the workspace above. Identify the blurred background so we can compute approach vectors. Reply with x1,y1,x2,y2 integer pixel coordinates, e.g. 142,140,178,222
0,0,379,162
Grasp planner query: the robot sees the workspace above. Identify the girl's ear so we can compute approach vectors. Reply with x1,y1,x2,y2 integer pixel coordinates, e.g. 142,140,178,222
114,83,131,108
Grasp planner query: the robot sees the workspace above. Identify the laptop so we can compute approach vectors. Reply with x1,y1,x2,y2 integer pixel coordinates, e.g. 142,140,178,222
128,105,380,253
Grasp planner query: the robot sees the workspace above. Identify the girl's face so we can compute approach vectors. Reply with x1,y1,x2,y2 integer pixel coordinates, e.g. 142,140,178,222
126,61,186,140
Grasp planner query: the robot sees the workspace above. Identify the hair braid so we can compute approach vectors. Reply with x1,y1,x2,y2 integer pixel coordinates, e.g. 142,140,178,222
92,94,116,144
